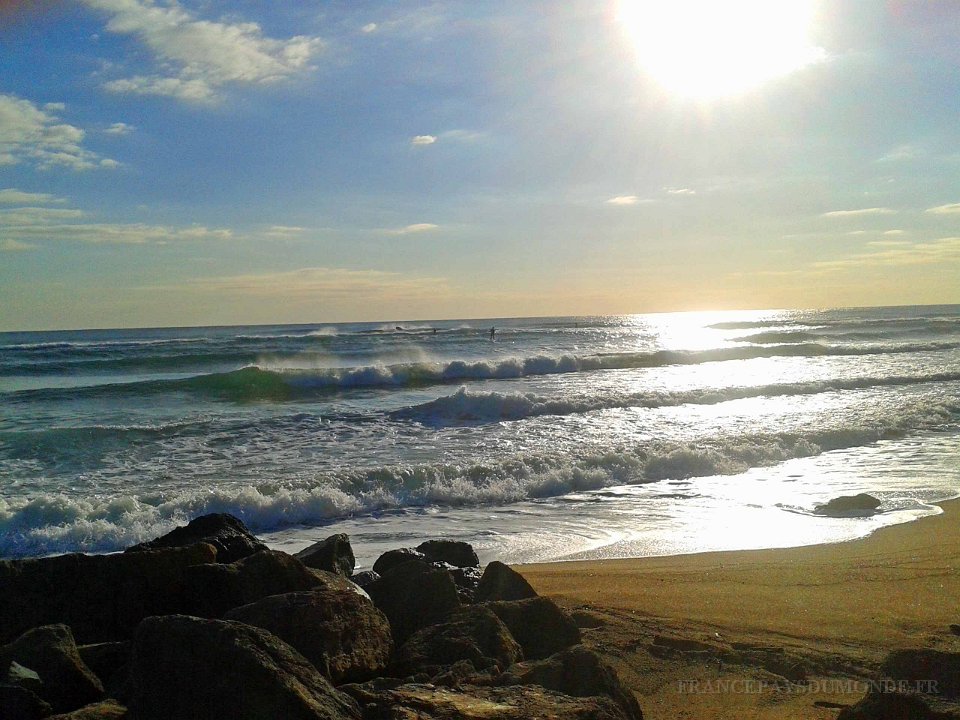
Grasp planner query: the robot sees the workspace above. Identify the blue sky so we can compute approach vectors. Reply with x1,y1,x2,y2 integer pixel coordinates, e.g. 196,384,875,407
1,0,959,330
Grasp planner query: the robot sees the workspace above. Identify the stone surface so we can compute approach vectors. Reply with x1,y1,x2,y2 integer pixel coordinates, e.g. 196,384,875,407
474,561,538,603
881,648,960,698
295,534,356,577
485,597,581,659
836,688,960,719
497,645,643,720
0,544,216,644
350,570,380,591
814,493,882,516
224,588,392,684
340,682,635,720
0,683,53,720
77,642,129,696
371,548,426,576
0,624,104,714
393,605,522,677
47,700,128,719
128,615,359,720
415,540,479,568
186,549,329,617
125,513,266,563
368,560,461,644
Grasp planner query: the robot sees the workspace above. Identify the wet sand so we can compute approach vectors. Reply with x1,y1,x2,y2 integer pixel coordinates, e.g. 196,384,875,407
519,500,960,719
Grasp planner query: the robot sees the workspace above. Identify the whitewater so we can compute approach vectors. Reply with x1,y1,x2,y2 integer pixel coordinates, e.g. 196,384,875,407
1,306,959,565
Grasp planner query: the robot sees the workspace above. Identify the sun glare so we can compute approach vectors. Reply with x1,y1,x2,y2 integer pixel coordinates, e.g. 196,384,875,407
617,0,825,98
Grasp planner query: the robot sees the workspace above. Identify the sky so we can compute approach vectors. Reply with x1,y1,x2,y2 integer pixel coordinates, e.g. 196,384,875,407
1,0,959,331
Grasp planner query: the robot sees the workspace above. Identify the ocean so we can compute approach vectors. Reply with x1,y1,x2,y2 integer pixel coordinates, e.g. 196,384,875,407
2,305,959,566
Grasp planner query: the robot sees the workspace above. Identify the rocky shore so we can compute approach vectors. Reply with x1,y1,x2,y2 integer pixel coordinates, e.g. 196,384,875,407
0,513,642,720
3,510,960,719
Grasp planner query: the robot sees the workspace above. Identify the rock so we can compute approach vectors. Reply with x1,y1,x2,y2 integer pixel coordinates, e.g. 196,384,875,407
47,700,127,719
224,589,392,684
371,548,426,576
415,540,480,568
125,513,266,563
367,561,461,644
294,534,356,577
7,660,43,693
474,561,538,602
450,566,484,603
349,570,380,591
0,543,216,644
393,605,522,677
76,643,129,696
836,688,958,719
814,493,882,516
186,550,329,617
340,682,635,720
0,625,104,714
882,648,960,698
485,597,581,659
128,615,359,720
0,684,52,720
497,645,643,720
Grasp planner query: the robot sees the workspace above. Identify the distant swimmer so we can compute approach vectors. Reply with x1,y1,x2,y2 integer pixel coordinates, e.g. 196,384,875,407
433,328,437,335
395,326,403,331
489,326,496,340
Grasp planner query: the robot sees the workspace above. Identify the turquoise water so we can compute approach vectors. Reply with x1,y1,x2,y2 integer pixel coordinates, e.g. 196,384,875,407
2,306,959,562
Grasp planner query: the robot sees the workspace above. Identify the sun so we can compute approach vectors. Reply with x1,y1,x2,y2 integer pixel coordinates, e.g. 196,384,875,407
617,0,825,99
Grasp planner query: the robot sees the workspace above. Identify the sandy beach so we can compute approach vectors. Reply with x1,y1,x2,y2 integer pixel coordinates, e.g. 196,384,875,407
520,500,960,719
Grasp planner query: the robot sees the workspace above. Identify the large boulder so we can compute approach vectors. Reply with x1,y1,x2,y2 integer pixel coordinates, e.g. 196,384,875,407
341,682,635,720
814,493,882,516
294,534,356,577
186,550,329,617
393,605,522,677
0,543,216,644
0,683,52,720
225,588,392,684
77,642,130,697
125,513,266,563
371,548,427,576
349,571,380,591
0,625,104,714
46,700,128,719
367,561,461,644
127,615,359,720
415,540,479,568
836,688,959,719
485,597,581,659
497,645,643,720
474,561,538,602
881,648,960,698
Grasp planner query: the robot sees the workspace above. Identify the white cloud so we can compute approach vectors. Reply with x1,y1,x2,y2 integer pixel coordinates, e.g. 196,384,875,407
386,223,439,235
83,0,323,103
0,93,118,171
814,237,960,270
0,239,36,252
665,187,695,195
0,198,232,245
361,23,378,33
926,203,960,215
105,122,134,135
821,207,896,218
0,189,64,205
606,195,640,205
264,225,305,238
179,267,450,301
883,229,905,236
411,135,437,146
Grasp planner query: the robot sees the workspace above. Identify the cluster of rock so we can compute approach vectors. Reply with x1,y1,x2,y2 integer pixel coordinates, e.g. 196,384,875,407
0,513,643,720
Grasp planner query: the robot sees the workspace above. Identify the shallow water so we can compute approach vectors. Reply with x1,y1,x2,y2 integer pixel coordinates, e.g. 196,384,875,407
2,305,959,560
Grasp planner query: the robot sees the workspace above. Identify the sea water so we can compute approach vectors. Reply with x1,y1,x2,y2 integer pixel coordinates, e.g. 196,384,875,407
1,306,959,565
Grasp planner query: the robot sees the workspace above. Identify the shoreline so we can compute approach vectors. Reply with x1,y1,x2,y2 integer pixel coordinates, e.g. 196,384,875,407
517,497,960,719
519,496,960,651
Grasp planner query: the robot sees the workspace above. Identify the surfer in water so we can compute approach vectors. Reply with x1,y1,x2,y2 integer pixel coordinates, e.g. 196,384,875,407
489,326,496,340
